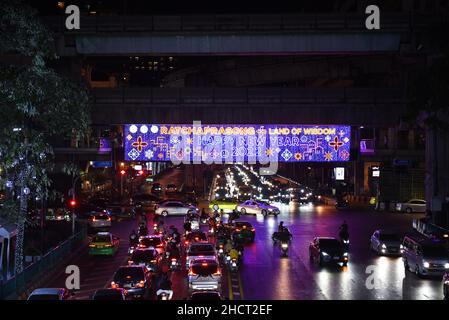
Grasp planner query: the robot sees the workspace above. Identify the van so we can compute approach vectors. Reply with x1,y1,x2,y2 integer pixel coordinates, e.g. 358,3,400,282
402,233,449,277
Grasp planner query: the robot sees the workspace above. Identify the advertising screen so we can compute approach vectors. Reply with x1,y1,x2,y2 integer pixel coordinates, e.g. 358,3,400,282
124,124,351,163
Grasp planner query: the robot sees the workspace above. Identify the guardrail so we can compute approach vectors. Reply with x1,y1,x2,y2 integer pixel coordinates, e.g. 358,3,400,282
91,87,405,106
0,228,87,300
42,12,446,33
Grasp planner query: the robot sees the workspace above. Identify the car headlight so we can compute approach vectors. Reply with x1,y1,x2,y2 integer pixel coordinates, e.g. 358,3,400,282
423,261,430,269
281,243,288,249
444,263,449,269
321,252,329,256
343,252,348,257
268,208,274,211
445,280,449,285
382,244,387,249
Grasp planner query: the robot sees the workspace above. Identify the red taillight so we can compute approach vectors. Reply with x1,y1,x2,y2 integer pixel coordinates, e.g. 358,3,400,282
251,228,255,232
195,237,199,241
236,228,241,232
213,270,221,276
201,262,208,267
188,270,197,276
136,280,145,288
107,217,111,221
171,258,177,262
92,217,97,221
111,281,117,289
185,241,189,245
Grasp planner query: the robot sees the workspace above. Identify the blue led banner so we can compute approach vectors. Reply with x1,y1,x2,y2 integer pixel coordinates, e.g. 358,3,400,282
124,124,351,162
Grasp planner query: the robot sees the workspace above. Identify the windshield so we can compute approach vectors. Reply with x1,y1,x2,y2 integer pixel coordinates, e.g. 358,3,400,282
131,250,157,262
319,239,342,250
94,214,109,220
422,246,449,258
379,234,401,242
93,235,110,242
189,245,215,255
139,237,162,247
28,294,60,300
191,264,218,275
114,267,144,280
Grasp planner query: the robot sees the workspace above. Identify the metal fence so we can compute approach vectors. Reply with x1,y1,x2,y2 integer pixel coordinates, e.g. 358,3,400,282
0,228,87,300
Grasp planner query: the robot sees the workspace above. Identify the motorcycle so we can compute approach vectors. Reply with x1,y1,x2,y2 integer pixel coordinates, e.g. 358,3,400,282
217,244,225,261
156,290,173,300
229,257,239,273
153,223,158,233
170,257,180,271
340,235,350,252
280,241,289,257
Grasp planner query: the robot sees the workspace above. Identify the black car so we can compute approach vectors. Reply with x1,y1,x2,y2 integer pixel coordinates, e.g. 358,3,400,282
92,288,127,300
309,237,348,267
111,266,150,299
129,248,161,273
185,231,208,245
229,221,255,242
151,183,163,194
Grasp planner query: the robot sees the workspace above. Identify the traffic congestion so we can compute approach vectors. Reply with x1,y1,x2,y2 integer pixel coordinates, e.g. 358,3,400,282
24,164,449,300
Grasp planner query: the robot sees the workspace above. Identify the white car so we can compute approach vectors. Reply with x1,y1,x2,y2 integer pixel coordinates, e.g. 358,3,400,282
236,200,280,216
188,258,222,293
88,211,112,229
155,201,198,216
185,242,217,268
27,288,73,300
396,199,426,213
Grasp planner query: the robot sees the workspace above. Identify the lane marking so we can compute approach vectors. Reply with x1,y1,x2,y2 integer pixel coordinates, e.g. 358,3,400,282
227,270,233,300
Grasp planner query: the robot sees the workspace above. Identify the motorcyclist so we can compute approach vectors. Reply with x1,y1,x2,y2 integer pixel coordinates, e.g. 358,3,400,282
129,229,138,247
156,272,173,300
224,239,233,254
165,241,181,260
138,223,148,236
228,247,240,261
228,210,238,224
278,221,285,233
339,221,349,241
171,228,181,245
183,220,192,234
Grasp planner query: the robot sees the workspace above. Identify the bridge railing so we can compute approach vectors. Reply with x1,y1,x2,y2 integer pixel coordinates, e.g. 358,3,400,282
0,228,87,300
91,87,405,106
42,12,446,33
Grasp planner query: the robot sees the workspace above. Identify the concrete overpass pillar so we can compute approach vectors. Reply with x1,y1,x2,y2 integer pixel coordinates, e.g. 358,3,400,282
425,114,449,228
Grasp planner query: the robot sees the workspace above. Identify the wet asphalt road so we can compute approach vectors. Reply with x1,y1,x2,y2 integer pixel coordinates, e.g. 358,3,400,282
43,166,445,300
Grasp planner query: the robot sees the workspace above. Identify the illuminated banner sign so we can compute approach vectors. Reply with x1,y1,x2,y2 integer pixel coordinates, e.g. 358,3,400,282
124,124,351,163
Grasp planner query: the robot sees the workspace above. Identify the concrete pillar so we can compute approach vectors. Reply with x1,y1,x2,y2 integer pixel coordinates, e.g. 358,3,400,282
425,114,449,227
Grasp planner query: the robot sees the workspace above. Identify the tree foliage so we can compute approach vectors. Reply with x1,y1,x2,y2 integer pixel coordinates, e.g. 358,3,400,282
0,0,90,270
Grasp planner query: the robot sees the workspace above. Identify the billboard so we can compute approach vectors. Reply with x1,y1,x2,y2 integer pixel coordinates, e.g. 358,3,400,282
124,124,351,163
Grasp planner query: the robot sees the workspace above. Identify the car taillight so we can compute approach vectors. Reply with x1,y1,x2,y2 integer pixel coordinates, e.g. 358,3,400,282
89,244,96,248
92,217,97,221
107,217,111,221
111,281,118,288
235,228,241,232
105,244,112,247
251,228,255,231
157,244,164,248
188,270,197,276
171,258,177,262
213,270,221,276
185,241,189,245
201,262,208,267
136,280,145,288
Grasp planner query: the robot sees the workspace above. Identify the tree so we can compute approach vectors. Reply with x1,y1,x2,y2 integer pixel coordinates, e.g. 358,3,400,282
0,0,90,274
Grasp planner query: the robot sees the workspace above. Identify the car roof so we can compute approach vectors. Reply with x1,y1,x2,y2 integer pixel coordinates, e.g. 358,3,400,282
95,232,111,236
316,237,338,241
141,235,163,239
407,199,425,202
30,288,64,295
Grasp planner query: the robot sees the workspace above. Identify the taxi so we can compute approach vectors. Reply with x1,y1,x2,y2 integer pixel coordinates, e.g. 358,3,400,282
89,232,120,256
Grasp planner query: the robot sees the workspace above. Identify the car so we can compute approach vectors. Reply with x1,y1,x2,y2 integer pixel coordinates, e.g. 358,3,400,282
185,230,208,246
188,258,222,293
189,290,223,300
88,211,112,229
137,235,166,254
27,288,73,300
92,288,127,300
402,234,449,277
111,266,150,299
396,199,426,213
186,242,217,268
228,221,255,242
128,248,161,273
132,193,160,211
155,200,199,216
107,206,135,221
370,230,403,256
89,232,120,256
236,200,280,216
166,184,178,193
309,237,348,267
209,198,238,213
151,183,163,194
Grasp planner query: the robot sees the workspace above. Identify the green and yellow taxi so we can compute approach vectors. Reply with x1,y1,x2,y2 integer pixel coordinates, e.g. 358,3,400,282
209,198,238,213
89,232,120,256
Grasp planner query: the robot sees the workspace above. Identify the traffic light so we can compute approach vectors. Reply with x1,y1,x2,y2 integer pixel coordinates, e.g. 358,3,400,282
69,199,76,207
120,169,126,175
